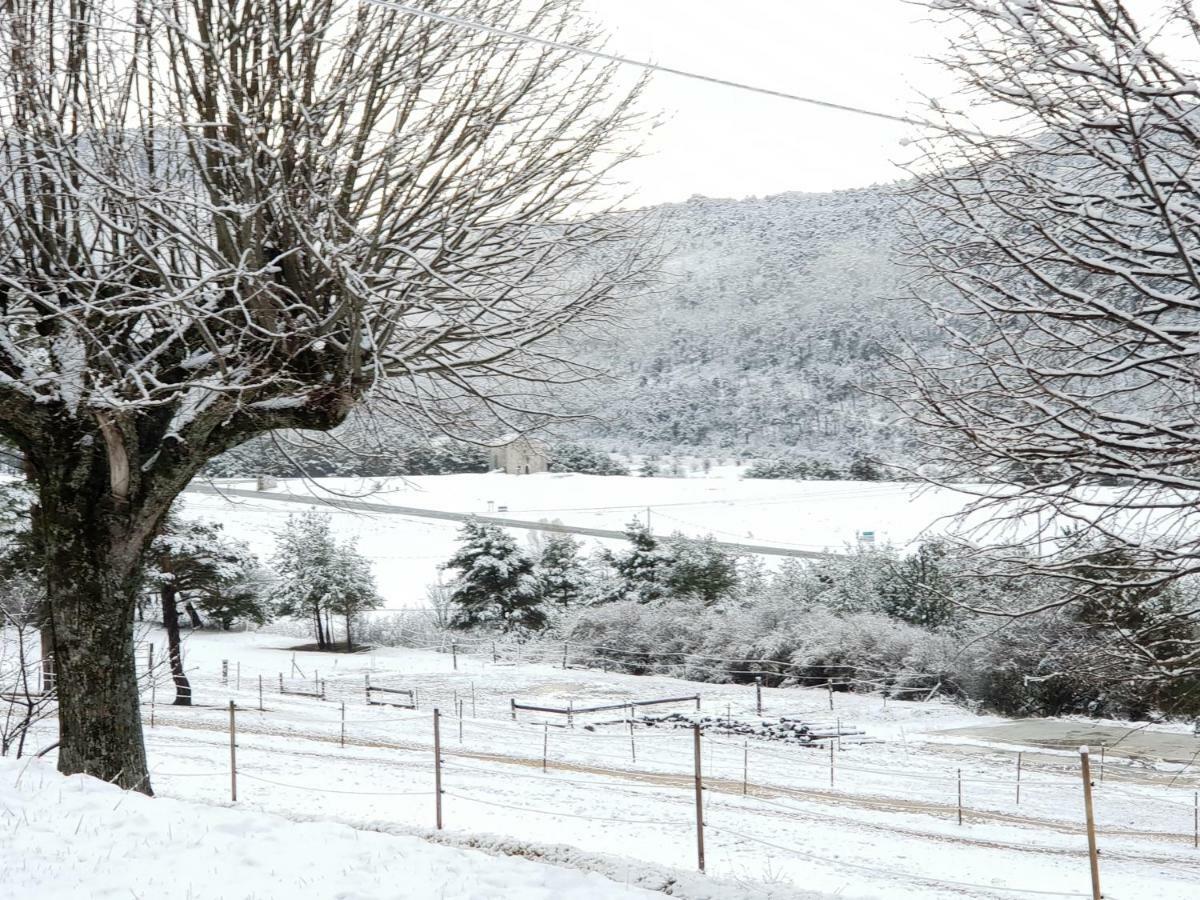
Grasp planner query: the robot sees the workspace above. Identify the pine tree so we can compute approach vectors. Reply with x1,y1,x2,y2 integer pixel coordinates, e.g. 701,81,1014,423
443,521,545,633
537,535,587,608
146,516,271,704
273,513,343,648
326,546,383,651
605,521,673,604
665,534,739,606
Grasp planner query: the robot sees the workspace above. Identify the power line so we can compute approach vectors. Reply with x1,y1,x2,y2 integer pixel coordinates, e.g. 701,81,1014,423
368,1,960,134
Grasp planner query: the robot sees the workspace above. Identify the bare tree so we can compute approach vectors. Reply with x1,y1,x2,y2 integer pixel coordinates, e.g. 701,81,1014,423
0,575,55,758
0,0,648,791
893,0,1200,686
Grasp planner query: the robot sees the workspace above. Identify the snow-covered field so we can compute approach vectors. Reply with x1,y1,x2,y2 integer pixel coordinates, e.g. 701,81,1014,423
1,757,663,900
179,472,973,608
14,629,1200,900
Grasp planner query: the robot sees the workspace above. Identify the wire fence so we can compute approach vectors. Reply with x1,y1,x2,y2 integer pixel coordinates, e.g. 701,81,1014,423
131,694,1200,900
12,632,1200,898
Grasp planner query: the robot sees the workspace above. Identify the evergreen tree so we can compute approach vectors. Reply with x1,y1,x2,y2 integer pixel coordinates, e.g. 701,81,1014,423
848,452,884,482
273,512,378,650
605,521,673,604
665,534,740,606
0,481,37,580
326,547,383,651
548,444,629,476
879,542,956,629
442,521,545,633
537,535,587,608
147,517,271,704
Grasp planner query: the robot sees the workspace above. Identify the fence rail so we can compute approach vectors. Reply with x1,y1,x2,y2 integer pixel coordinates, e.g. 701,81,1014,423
366,688,416,709
511,694,701,721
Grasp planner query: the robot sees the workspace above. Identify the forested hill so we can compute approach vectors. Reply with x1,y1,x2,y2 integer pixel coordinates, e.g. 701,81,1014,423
569,186,936,463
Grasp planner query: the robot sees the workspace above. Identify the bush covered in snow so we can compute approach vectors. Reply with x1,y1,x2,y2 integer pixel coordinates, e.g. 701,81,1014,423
547,444,630,476
552,541,1200,720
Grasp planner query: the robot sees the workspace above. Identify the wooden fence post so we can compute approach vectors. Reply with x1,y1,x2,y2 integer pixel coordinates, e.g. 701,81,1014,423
629,707,637,763
365,673,370,703
827,680,834,711
433,709,443,830
562,643,568,669
147,644,154,676
222,659,228,684
830,739,835,788
229,700,237,802
150,680,156,728
1016,752,1022,806
957,768,963,826
755,677,762,716
743,740,748,796
510,698,517,721
278,673,283,693
1100,744,1105,783
1079,746,1102,900
340,701,346,749
458,700,463,743
491,641,497,664
692,724,705,873
452,643,458,671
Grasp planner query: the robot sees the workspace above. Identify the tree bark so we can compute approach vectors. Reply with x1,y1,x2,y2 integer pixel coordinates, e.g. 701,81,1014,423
345,612,352,653
161,586,192,707
183,601,202,629
315,607,326,650
38,482,153,794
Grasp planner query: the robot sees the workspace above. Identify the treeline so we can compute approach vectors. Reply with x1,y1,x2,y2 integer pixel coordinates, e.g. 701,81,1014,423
743,453,888,481
204,432,490,478
206,432,630,479
436,520,1200,721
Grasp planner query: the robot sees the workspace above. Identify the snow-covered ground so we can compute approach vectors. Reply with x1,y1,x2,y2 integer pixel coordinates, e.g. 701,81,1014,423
179,472,974,608
16,629,1200,900
0,757,668,900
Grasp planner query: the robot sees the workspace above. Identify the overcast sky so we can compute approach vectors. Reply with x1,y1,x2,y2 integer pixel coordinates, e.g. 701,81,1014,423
579,0,952,206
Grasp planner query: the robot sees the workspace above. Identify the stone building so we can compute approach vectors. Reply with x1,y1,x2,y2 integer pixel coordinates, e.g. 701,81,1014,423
488,436,549,475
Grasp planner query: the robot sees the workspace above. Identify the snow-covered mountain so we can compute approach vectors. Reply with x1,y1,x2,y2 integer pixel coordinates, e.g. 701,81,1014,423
568,186,934,463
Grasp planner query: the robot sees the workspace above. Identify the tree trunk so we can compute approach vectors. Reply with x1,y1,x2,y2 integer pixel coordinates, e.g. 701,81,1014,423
345,612,352,653
161,586,192,707
183,600,202,629
315,607,327,650
38,483,153,794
